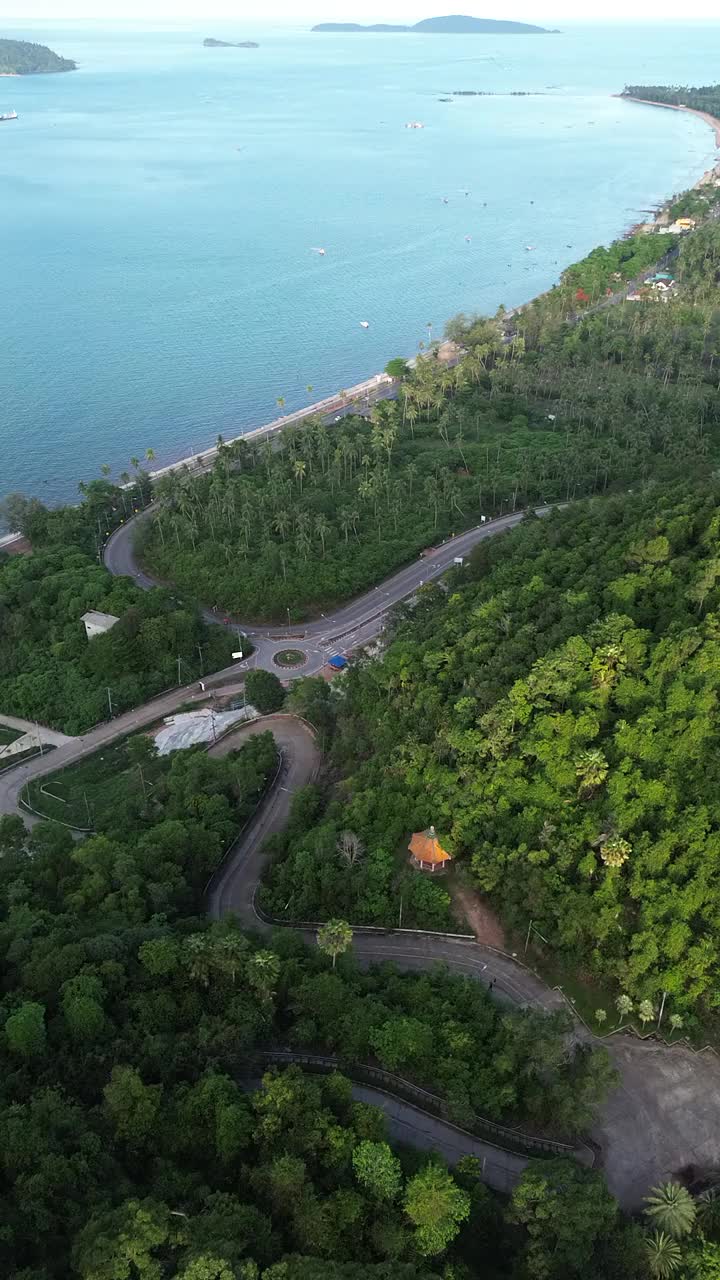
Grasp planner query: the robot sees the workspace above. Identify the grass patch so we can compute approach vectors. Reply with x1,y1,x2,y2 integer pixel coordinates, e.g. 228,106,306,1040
273,649,306,668
24,733,165,828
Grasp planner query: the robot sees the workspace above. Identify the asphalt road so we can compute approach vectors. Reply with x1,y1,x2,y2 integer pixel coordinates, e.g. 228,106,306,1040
103,506,546,673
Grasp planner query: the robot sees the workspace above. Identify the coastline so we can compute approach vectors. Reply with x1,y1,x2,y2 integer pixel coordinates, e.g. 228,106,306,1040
3,91,720,535
617,93,720,150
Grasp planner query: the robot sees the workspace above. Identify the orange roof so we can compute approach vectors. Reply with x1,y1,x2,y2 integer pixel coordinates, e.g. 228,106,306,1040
408,826,452,865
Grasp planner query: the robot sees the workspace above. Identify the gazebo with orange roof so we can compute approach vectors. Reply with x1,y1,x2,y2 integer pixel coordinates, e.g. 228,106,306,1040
408,825,452,873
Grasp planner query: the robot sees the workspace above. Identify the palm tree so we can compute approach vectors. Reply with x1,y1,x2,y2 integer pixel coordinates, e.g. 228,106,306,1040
668,1013,684,1037
276,396,286,413
100,463,111,478
643,1183,696,1238
575,748,609,794
644,1232,682,1279
306,384,314,398
600,834,631,868
130,456,140,471
317,919,353,969
595,1008,607,1027
314,513,331,557
696,1185,720,1237
247,950,280,1003
638,998,655,1030
293,459,306,493
119,471,130,486
272,510,291,542
145,448,156,465
615,993,633,1026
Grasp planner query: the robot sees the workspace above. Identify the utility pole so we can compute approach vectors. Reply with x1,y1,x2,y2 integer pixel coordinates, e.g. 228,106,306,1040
35,723,44,756
286,607,291,629
525,920,533,953
197,644,204,678
177,656,182,686
398,896,403,929
106,688,113,719
657,990,668,1032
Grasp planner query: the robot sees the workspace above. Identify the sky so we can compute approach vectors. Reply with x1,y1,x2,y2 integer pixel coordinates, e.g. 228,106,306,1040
6,0,720,22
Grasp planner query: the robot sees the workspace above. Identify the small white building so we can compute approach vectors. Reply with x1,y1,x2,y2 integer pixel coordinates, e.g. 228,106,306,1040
81,610,120,640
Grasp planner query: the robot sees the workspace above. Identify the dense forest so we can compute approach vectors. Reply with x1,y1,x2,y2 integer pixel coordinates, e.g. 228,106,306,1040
0,37,76,74
269,482,720,1043
623,83,720,117
0,482,234,733
0,729,637,1280
137,220,720,621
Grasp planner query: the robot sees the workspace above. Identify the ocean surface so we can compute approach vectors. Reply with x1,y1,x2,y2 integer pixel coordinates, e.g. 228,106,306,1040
2,21,720,506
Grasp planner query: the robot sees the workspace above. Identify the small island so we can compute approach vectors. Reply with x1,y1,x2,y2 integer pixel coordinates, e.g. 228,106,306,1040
0,37,76,75
203,37,259,48
312,14,557,34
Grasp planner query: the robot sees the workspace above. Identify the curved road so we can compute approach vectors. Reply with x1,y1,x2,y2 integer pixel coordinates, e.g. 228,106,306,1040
103,506,546,670
4,511,720,1207
206,719,720,1212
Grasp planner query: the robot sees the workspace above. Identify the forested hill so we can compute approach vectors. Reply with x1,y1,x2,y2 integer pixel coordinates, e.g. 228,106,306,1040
312,16,555,33
0,37,76,74
315,482,720,1036
622,83,720,115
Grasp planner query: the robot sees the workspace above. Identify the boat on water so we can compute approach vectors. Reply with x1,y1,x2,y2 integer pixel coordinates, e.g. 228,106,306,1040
360,321,370,329
405,121,424,129
0,110,18,122
311,247,326,256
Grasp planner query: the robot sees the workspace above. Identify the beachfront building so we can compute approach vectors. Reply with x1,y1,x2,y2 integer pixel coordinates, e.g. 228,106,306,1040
408,825,453,873
81,610,120,640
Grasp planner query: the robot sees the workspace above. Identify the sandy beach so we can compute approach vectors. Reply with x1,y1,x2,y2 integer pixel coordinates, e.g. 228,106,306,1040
619,94,720,150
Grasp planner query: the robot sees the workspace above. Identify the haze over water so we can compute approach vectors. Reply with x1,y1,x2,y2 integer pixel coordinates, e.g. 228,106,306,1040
2,21,720,504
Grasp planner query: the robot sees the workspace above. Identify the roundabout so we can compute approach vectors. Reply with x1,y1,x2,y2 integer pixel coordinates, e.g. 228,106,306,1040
272,648,308,668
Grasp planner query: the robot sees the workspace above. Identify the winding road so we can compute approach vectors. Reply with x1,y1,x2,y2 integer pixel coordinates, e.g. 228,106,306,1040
4,508,720,1207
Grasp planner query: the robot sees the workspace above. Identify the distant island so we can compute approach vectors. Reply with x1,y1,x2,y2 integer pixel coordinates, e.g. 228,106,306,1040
203,37,259,48
312,14,557,34
0,37,76,75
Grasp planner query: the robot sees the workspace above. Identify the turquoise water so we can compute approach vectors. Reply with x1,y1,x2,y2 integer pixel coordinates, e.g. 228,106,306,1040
2,21,720,504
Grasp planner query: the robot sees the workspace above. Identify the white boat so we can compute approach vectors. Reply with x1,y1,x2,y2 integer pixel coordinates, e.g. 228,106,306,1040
360,321,370,329
0,109,18,122
405,121,424,129
465,235,472,243
525,245,537,251
311,247,326,256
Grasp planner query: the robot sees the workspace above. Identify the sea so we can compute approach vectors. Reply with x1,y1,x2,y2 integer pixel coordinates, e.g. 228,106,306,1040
2,20,720,506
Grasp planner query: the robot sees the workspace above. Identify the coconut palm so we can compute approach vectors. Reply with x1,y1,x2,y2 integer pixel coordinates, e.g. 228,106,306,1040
145,448,156,465
293,459,306,493
668,1013,684,1036
314,513,331,557
595,1008,607,1026
317,919,352,969
643,1183,696,1238
644,1231,682,1278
